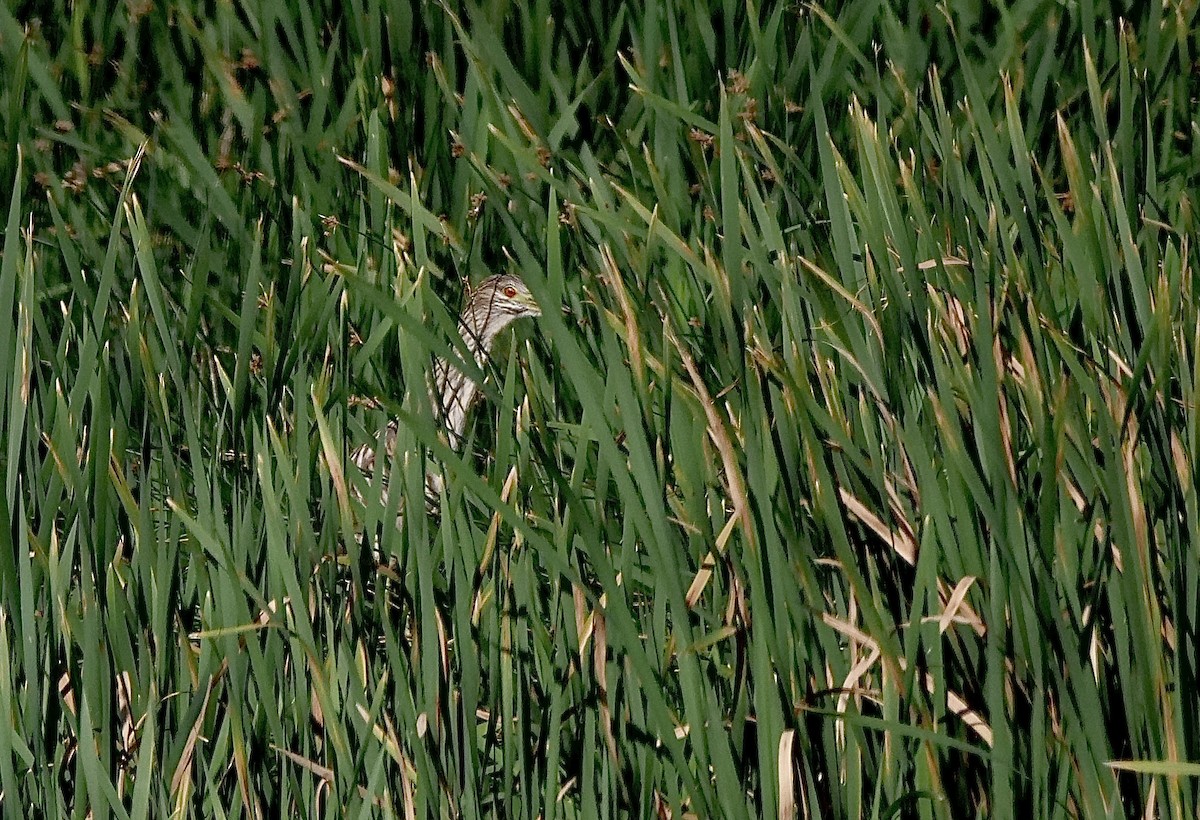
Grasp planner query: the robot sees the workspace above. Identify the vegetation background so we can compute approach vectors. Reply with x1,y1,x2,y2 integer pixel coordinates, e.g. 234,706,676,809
0,0,1197,816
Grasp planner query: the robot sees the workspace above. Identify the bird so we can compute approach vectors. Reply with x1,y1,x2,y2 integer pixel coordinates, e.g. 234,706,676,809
350,273,542,502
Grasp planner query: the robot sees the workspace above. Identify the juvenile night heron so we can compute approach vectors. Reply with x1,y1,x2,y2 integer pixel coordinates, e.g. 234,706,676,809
350,273,542,499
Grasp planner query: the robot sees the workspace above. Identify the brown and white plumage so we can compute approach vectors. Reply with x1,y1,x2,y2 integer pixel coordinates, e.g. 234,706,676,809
350,274,541,491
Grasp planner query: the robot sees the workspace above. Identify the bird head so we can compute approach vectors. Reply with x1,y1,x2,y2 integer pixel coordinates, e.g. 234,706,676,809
461,274,542,345
476,274,541,317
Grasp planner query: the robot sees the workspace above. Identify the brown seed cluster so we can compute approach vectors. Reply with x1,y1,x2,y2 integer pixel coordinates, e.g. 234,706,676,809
689,128,714,151
467,191,487,220
726,69,750,95
63,162,88,193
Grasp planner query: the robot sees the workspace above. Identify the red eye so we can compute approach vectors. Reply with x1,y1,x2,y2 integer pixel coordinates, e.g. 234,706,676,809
503,286,517,298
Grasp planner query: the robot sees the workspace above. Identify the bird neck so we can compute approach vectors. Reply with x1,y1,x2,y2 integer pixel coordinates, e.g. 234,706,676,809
429,318,498,451
458,315,497,363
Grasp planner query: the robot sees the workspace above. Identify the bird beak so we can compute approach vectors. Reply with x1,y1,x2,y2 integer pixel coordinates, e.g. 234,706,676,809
516,292,542,317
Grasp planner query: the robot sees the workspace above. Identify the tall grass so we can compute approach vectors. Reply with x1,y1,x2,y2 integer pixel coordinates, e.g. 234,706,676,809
1,0,1198,816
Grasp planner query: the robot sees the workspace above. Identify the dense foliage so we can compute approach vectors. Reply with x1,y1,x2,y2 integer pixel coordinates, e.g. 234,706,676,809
1,0,1198,816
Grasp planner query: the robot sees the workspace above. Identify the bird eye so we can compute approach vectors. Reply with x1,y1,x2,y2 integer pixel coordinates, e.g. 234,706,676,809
503,286,517,298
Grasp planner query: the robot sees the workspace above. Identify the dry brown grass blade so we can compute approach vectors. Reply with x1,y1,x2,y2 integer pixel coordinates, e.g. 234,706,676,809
599,243,645,385
822,613,992,747
171,660,228,800
838,488,917,564
665,321,753,611
776,728,810,820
